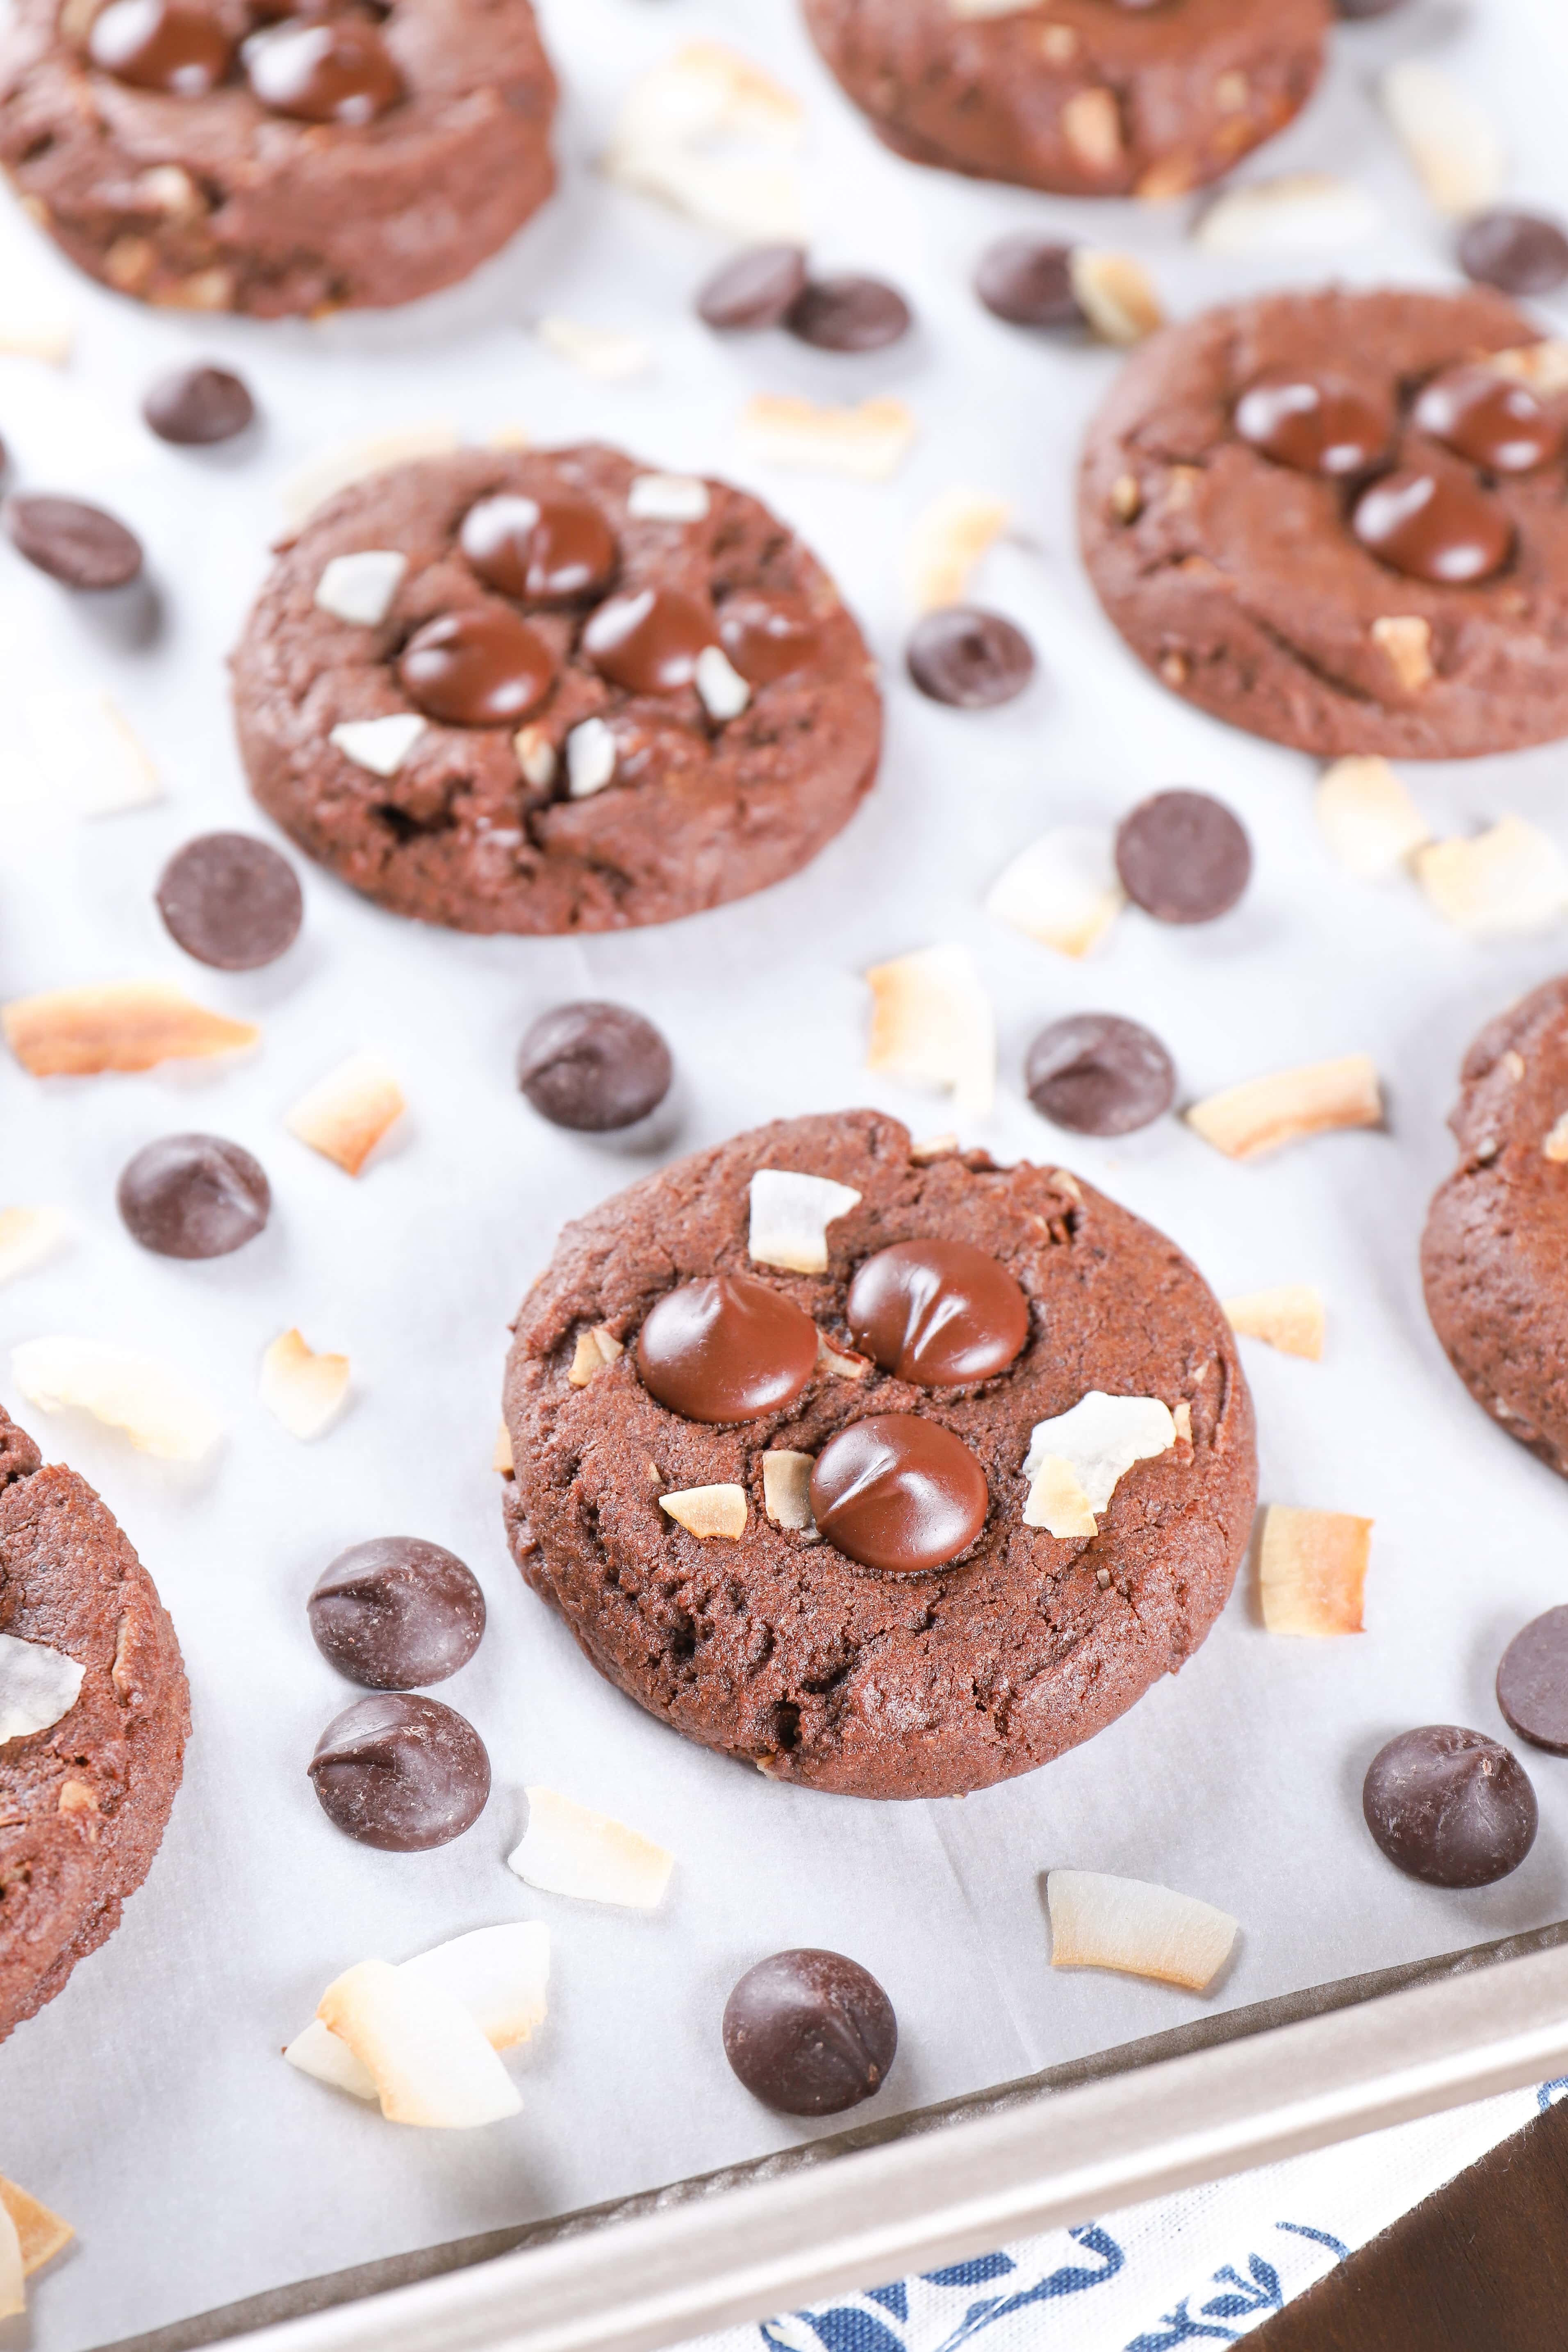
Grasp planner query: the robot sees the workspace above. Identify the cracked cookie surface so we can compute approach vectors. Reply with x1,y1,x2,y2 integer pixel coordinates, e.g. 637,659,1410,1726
501,1110,1256,1801
0,1405,189,2044
233,445,882,934
1080,287,1568,758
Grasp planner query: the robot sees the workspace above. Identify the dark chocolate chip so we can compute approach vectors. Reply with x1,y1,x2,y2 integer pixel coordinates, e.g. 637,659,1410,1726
1234,376,1391,477
117,1134,271,1259
1025,1013,1176,1138
582,586,714,695
5,494,143,589
1497,1608,1568,1755
398,607,555,726
143,362,255,446
810,1413,989,1574
786,275,911,353
906,607,1035,708
308,1693,490,1851
974,236,1082,329
1334,0,1404,14
88,0,234,93
637,1277,818,1424
242,16,403,123
1458,209,1568,297
156,831,303,970
517,1001,673,1132
1114,789,1252,924
1351,466,1513,585
1413,364,1563,474
722,1949,897,2116
697,245,809,331
308,1537,486,1691
847,1240,1029,1386
1362,1725,1537,1888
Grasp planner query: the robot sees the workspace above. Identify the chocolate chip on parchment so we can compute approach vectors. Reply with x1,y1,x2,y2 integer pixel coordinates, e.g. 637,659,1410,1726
308,1693,491,1851
723,1949,898,2116
974,236,1083,329
143,362,256,446
308,1538,486,1691
1114,789,1252,924
5,494,143,589
786,274,911,352
906,607,1034,708
1362,1725,1537,1887
1025,1013,1176,1137
1458,208,1568,296
517,1002,673,1131
156,832,303,970
697,245,809,331
117,1134,271,1259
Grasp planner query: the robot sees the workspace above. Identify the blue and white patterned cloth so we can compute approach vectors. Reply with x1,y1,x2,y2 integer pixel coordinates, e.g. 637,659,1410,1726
692,2086,1565,2352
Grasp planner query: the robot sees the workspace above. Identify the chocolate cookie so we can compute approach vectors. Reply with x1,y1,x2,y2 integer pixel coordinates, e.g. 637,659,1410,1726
802,0,1328,200
233,445,882,935
0,0,555,315
0,1405,189,2044
501,1111,1256,1801
1422,977,1568,1478
1081,287,1568,759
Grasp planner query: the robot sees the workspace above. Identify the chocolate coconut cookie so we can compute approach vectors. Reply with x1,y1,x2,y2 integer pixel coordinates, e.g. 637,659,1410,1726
1422,977,1568,1478
501,1111,1256,1801
234,445,882,934
0,0,555,314
802,0,1328,200
1081,286,1568,759
0,1404,189,2043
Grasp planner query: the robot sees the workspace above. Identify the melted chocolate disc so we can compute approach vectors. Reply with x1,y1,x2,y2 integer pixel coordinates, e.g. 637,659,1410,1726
636,1277,818,1424
1412,364,1565,474
397,608,555,726
460,494,617,602
243,17,403,123
809,1414,988,1575
846,1241,1028,1387
1351,466,1513,585
717,593,822,685
88,0,234,93
582,587,716,694
1234,376,1390,476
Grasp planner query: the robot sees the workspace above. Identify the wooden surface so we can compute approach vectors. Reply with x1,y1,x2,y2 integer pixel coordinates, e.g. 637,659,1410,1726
1254,2095,1568,2350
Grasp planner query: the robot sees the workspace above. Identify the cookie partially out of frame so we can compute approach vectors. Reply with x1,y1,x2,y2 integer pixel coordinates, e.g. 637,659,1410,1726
501,1111,1257,1801
802,0,1328,200
0,1405,189,2044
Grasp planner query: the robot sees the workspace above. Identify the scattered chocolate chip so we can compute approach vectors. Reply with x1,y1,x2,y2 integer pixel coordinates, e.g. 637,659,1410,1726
786,274,911,353
1351,466,1513,585
810,1412,988,1574
637,1277,818,1424
143,362,255,446
697,245,809,331
1025,1013,1176,1138
906,607,1035,709
156,832,303,970
5,493,143,590
847,1240,1029,1386
1114,789,1252,924
308,1692,490,1851
88,0,234,93
117,1134,271,1259
1497,1608,1568,1755
398,607,555,726
1362,1725,1537,1888
242,16,403,123
517,1001,673,1131
1458,208,1568,296
308,1538,486,1691
1413,364,1563,474
974,236,1081,329
723,1949,898,2116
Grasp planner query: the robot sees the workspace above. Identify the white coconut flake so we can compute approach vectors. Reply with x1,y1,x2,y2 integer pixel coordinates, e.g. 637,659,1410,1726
1047,1869,1238,1992
284,2018,378,2102
1415,816,1568,940
694,644,751,720
749,1168,862,1274
864,943,996,1120
508,1787,674,1908
12,1336,223,1462
660,1483,748,1539
0,293,73,366
259,1328,350,1440
287,1922,551,2103
314,551,407,627
1023,1392,1176,1524
1194,173,1381,255
603,44,807,242
567,717,617,799
985,827,1123,958
537,316,654,382
628,473,710,522
902,489,1010,615
316,1959,521,2129
762,1450,816,1534
1315,756,1430,880
0,1207,71,1288
737,394,919,483
0,1633,84,1745
328,713,426,779
24,688,161,818
0,2196,20,2322
1381,61,1505,217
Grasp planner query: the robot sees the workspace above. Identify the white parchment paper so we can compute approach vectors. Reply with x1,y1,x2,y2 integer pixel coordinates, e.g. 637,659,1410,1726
3,0,1568,2343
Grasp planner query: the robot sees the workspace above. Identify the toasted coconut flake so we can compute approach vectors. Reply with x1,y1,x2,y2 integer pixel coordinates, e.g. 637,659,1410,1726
0,295,73,365
903,489,1010,615
1258,1503,1371,1637
1224,1285,1325,1361
1370,614,1433,693
0,1632,84,1744
23,687,161,818
514,724,557,789
487,421,533,451
285,1050,406,1175
909,1132,959,1163
695,644,751,721
1315,756,1429,879
749,1168,862,1274
1068,249,1163,345
0,2199,19,2321
494,1421,514,1475
865,943,996,1120
567,717,617,798
260,1328,350,1440
985,827,1123,958
737,394,919,482
317,1958,521,2129
12,1336,223,1462
405,1921,550,2050
1022,1455,1098,1540
280,423,460,530
537,316,653,382
328,713,427,778
508,1786,674,1908
1488,341,1568,396
1381,61,1504,216
314,550,407,627
1543,1113,1568,1163
0,1206,70,1288
604,46,806,240
1194,172,1380,254
628,473,710,522
1172,1400,1192,1446
1062,87,1122,174
1023,1392,1175,1526
0,2179,72,2278
608,146,807,242
949,0,1037,14
660,1483,748,1539
1186,1054,1382,1161
568,1324,624,1386
817,1332,871,1381
762,1450,816,1533
284,2017,378,2101
1415,817,1568,940
2,979,258,1077
1048,1869,1238,1991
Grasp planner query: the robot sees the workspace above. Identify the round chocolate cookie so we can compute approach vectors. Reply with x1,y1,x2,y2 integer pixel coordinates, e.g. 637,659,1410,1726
501,1111,1256,1801
1081,287,1568,758
233,445,882,935
1422,975,1568,1477
801,0,1328,200
0,1403,189,2044
0,0,555,315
